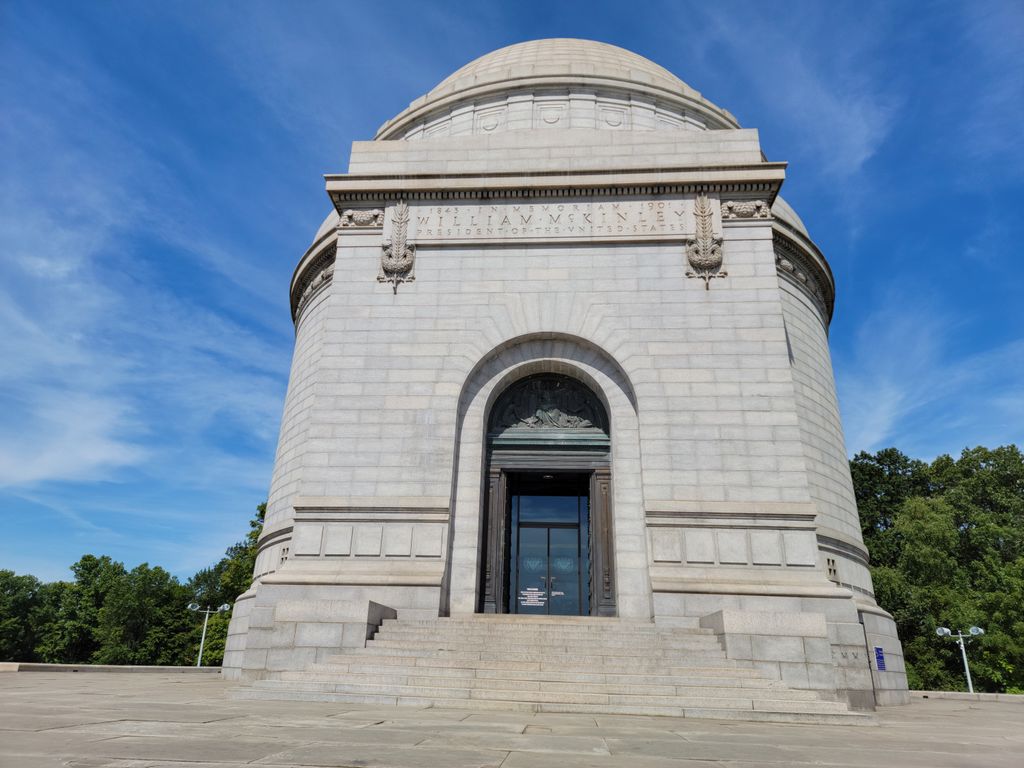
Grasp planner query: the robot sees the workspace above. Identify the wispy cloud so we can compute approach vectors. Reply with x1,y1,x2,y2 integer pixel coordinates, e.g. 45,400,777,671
669,1,900,180
836,298,1024,458
956,1,1024,176
0,8,288,517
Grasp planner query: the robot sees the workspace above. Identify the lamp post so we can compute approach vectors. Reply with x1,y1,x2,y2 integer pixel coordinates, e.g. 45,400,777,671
188,603,231,667
936,625,985,693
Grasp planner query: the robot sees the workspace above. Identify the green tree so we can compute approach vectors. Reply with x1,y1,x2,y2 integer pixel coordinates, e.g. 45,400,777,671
33,555,126,663
853,445,1024,693
219,502,265,601
850,447,931,567
93,563,192,665
0,570,42,661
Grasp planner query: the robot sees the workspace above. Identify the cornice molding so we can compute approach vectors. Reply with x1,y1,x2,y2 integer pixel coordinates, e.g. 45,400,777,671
290,243,336,322
773,231,834,326
328,181,782,210
325,163,786,204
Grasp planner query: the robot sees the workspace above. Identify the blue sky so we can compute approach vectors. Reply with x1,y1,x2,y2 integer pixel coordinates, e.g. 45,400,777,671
1,0,1021,583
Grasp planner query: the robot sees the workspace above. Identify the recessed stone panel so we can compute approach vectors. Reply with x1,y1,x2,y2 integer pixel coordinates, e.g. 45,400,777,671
353,524,383,557
650,528,683,563
291,524,323,556
684,529,715,564
412,525,444,557
782,531,817,566
716,530,749,565
750,531,783,565
383,524,413,557
324,525,353,556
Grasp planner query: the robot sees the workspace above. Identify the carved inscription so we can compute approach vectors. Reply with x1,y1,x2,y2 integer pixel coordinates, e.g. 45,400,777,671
410,199,694,242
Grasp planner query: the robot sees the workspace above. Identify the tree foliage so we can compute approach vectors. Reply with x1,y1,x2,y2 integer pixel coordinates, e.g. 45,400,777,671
0,503,265,666
852,445,1024,692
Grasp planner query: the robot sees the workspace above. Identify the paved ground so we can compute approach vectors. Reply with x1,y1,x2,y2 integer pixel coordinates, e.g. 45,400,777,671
0,673,1020,768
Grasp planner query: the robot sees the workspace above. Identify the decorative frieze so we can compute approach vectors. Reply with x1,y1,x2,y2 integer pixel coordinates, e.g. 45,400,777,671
340,208,384,228
378,200,416,293
722,199,770,220
685,193,727,289
291,245,336,319
773,232,833,324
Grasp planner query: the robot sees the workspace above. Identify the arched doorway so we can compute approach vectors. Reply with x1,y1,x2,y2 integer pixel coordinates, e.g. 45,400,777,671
479,374,616,616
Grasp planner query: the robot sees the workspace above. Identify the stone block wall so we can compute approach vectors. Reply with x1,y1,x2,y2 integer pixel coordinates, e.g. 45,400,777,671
862,609,911,705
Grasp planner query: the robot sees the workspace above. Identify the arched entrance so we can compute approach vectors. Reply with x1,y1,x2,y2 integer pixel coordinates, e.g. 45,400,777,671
479,374,616,616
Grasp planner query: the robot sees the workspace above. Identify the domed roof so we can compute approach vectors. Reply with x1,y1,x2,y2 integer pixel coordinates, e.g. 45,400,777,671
435,38,690,98
771,196,809,238
376,38,738,139
311,210,338,245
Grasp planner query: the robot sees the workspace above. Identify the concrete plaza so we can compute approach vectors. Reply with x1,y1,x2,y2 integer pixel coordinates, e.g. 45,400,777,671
0,673,1020,767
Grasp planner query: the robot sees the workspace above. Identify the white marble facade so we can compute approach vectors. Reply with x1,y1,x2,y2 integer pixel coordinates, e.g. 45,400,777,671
222,39,909,708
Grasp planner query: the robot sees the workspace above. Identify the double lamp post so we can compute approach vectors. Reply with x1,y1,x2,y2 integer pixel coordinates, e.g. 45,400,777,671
187,603,231,667
936,625,985,694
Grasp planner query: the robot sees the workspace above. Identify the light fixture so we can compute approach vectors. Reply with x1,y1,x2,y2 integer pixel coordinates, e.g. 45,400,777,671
935,624,986,692
187,602,233,666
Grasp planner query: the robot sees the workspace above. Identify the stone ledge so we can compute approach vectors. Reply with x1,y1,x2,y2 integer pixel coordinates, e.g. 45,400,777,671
0,663,221,673
913,690,1024,704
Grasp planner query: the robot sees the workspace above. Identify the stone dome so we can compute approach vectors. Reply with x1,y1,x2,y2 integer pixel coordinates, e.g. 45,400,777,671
436,39,690,97
311,210,339,246
771,196,809,238
376,38,739,140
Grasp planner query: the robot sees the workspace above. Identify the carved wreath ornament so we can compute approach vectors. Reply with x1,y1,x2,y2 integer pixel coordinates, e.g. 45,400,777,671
340,208,384,227
685,193,726,289
378,200,416,293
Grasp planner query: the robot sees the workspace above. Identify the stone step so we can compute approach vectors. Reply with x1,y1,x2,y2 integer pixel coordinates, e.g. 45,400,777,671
250,678,847,711
311,659,769,681
382,616,672,627
238,682,863,723
232,616,863,723
345,647,744,668
379,621,708,635
276,670,824,700
352,647,737,663
372,631,723,648
233,687,870,725
321,651,758,674
377,621,711,636
366,638,726,655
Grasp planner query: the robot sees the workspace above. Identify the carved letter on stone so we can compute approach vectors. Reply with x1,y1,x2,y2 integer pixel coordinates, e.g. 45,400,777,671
378,200,415,293
685,194,726,289
722,200,770,219
340,208,384,228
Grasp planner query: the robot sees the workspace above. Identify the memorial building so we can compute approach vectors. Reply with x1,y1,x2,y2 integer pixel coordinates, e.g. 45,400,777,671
224,39,910,718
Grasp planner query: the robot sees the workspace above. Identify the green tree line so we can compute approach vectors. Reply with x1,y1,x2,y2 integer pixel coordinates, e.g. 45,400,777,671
852,445,1024,693
0,504,264,666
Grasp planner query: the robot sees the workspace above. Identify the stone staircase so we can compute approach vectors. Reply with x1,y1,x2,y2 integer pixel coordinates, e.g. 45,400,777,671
234,616,871,724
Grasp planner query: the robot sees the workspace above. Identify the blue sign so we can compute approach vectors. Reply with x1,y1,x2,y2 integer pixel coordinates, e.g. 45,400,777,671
874,646,886,671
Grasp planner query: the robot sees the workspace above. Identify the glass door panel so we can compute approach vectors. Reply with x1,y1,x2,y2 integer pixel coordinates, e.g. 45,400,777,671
548,527,581,615
508,474,591,616
515,526,548,614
